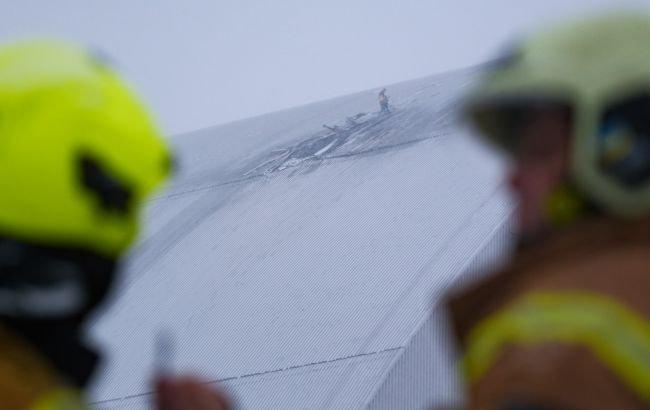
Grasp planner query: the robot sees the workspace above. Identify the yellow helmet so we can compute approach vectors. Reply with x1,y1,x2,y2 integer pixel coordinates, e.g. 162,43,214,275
466,13,650,219
0,40,170,258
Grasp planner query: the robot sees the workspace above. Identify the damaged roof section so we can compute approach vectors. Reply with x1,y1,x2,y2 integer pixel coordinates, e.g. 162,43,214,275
89,66,513,409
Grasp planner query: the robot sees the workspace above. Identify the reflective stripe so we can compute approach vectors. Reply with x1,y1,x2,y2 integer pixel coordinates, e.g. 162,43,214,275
31,388,87,410
463,291,650,401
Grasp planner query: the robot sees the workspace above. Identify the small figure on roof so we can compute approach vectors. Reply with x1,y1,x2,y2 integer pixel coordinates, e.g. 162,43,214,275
378,88,390,113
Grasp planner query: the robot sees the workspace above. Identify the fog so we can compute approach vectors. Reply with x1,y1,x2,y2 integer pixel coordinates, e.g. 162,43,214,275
2,0,648,135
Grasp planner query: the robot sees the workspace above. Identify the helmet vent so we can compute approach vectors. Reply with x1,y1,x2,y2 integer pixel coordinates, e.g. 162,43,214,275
79,155,133,215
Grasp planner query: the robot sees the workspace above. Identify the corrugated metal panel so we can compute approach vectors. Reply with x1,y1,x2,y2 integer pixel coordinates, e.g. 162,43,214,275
88,67,511,408
94,349,400,409
366,214,514,409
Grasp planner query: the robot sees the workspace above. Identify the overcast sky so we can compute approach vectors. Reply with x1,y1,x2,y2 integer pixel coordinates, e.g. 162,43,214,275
2,1,649,135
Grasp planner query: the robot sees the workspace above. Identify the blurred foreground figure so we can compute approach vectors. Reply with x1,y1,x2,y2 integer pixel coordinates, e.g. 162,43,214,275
447,13,650,410
0,41,229,409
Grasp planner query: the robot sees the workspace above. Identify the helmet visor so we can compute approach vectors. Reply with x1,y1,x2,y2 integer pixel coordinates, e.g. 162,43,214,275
597,94,650,188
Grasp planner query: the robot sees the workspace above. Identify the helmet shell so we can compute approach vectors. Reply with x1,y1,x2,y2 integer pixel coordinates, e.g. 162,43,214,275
0,41,170,257
467,13,650,217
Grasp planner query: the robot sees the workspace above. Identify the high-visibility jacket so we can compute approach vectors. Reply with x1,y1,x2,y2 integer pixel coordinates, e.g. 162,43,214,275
448,217,650,410
0,325,87,409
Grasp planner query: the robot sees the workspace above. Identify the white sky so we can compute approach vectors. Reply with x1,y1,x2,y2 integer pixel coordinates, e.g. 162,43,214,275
2,0,649,135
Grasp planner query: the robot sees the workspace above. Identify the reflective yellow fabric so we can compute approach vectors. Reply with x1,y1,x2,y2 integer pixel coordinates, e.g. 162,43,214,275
31,388,87,410
463,292,650,401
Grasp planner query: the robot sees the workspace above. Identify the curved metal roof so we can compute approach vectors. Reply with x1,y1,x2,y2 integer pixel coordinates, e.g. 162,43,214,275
89,67,513,409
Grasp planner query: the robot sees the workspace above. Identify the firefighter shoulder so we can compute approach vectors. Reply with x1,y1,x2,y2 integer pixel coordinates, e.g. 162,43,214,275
449,217,650,409
0,325,86,409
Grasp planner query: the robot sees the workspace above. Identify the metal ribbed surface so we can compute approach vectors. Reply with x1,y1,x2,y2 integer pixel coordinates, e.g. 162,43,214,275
88,67,512,409
366,214,514,409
